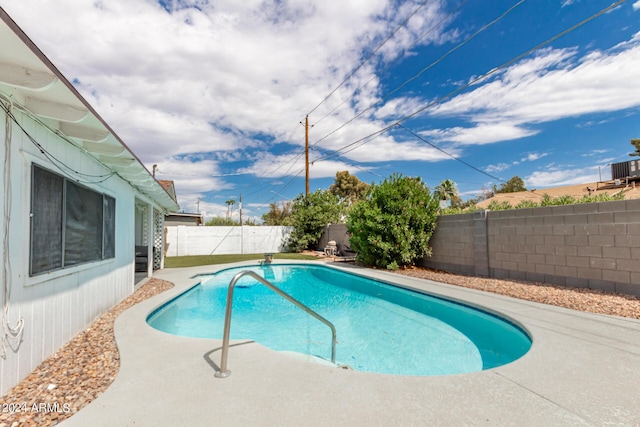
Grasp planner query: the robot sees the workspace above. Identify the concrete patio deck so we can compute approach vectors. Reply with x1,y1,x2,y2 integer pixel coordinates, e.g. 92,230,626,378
61,261,640,426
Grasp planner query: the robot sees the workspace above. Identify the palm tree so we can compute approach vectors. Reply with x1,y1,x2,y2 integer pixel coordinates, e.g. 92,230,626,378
434,179,460,207
225,199,235,220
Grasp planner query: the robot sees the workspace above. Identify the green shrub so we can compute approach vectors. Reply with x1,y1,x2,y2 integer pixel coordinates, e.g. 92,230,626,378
514,200,539,209
487,200,512,211
287,190,342,252
439,204,482,215
578,192,625,204
347,173,439,270
539,194,554,206
553,194,576,205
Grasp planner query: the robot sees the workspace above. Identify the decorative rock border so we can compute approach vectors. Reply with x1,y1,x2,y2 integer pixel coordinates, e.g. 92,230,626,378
2,267,639,426
0,278,174,427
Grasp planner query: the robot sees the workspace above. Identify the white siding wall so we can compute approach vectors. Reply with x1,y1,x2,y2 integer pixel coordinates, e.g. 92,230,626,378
0,104,141,394
166,226,293,256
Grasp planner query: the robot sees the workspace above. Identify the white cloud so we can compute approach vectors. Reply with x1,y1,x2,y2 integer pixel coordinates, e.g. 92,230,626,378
581,149,610,157
484,151,548,174
485,163,510,173
237,152,363,179
429,36,640,143
3,0,454,164
422,122,538,145
521,152,549,162
4,0,638,213
526,166,600,188
153,158,234,194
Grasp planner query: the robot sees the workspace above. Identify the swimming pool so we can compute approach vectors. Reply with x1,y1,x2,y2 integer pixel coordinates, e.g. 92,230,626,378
147,264,531,376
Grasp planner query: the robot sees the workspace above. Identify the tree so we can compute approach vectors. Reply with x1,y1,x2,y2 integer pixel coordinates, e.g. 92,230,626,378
329,171,370,207
630,138,640,157
492,176,526,194
286,190,342,252
225,199,235,220
262,201,293,226
433,179,461,207
346,173,439,270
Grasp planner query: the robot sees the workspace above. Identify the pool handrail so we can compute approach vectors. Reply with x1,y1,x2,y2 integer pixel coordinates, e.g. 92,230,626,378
215,269,337,378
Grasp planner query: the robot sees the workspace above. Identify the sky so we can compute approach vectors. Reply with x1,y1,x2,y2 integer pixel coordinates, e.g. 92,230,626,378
2,0,640,222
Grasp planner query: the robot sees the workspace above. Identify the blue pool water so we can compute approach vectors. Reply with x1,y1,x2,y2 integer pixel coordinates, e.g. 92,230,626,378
147,264,531,376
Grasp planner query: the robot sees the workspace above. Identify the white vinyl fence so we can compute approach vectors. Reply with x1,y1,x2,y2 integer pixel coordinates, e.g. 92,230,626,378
165,226,293,256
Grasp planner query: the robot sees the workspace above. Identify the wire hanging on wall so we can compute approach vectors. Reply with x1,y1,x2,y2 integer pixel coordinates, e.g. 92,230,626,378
0,97,25,359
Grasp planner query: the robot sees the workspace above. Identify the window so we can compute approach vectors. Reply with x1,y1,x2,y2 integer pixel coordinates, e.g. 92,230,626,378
30,165,116,276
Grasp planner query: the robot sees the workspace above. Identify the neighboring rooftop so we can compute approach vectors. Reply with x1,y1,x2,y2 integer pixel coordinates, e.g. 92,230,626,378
157,180,177,202
165,212,203,226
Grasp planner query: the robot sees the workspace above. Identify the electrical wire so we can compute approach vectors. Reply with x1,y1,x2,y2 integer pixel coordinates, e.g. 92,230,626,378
306,0,434,117
311,0,468,128
156,169,253,178
309,0,526,148
241,149,307,199
396,123,505,182
0,97,118,184
1,97,25,359
310,0,626,165
225,123,309,201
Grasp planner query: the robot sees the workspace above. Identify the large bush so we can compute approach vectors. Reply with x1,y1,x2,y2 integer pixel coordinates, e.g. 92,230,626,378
346,173,439,270
287,190,342,252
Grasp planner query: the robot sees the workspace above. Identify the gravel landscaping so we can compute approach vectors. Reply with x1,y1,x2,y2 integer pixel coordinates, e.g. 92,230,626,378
0,278,174,427
1,266,639,426
395,267,640,319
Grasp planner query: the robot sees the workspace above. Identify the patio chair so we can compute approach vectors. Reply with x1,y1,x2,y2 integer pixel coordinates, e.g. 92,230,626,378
135,245,148,272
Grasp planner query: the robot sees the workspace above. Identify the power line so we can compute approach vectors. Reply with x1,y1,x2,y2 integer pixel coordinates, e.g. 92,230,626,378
309,0,525,149
395,124,505,182
311,0,468,128
310,0,626,164
306,0,434,117
242,149,307,199
156,169,252,178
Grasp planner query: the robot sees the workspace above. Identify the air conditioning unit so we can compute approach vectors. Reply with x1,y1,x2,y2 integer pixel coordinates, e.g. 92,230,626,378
611,160,640,180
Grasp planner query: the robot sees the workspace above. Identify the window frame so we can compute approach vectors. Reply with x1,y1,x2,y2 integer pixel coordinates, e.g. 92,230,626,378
29,164,116,277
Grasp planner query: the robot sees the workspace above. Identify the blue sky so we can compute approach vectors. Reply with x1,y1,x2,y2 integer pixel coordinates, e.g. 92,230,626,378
3,0,640,221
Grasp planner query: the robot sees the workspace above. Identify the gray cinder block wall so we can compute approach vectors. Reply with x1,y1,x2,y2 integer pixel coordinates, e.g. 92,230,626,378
419,199,640,296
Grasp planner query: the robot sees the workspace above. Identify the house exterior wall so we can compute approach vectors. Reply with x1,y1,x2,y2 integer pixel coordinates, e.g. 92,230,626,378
165,226,293,256
419,200,640,296
0,106,143,394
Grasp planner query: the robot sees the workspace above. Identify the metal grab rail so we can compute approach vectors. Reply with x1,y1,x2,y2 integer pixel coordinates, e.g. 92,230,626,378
215,270,337,378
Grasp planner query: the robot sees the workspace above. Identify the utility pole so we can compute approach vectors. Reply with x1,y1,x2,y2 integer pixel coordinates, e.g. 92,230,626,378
196,197,201,213
305,115,309,196
239,194,243,225
152,164,157,178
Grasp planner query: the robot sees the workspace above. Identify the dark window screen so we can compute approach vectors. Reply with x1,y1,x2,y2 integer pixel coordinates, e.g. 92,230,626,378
64,181,103,266
30,165,117,276
103,195,116,259
30,166,64,275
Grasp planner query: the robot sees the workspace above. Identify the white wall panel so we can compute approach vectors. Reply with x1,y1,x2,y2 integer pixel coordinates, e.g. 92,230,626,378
166,226,293,257
0,106,140,395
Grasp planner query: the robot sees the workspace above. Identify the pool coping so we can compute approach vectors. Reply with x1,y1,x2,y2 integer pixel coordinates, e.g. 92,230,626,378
60,260,640,426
